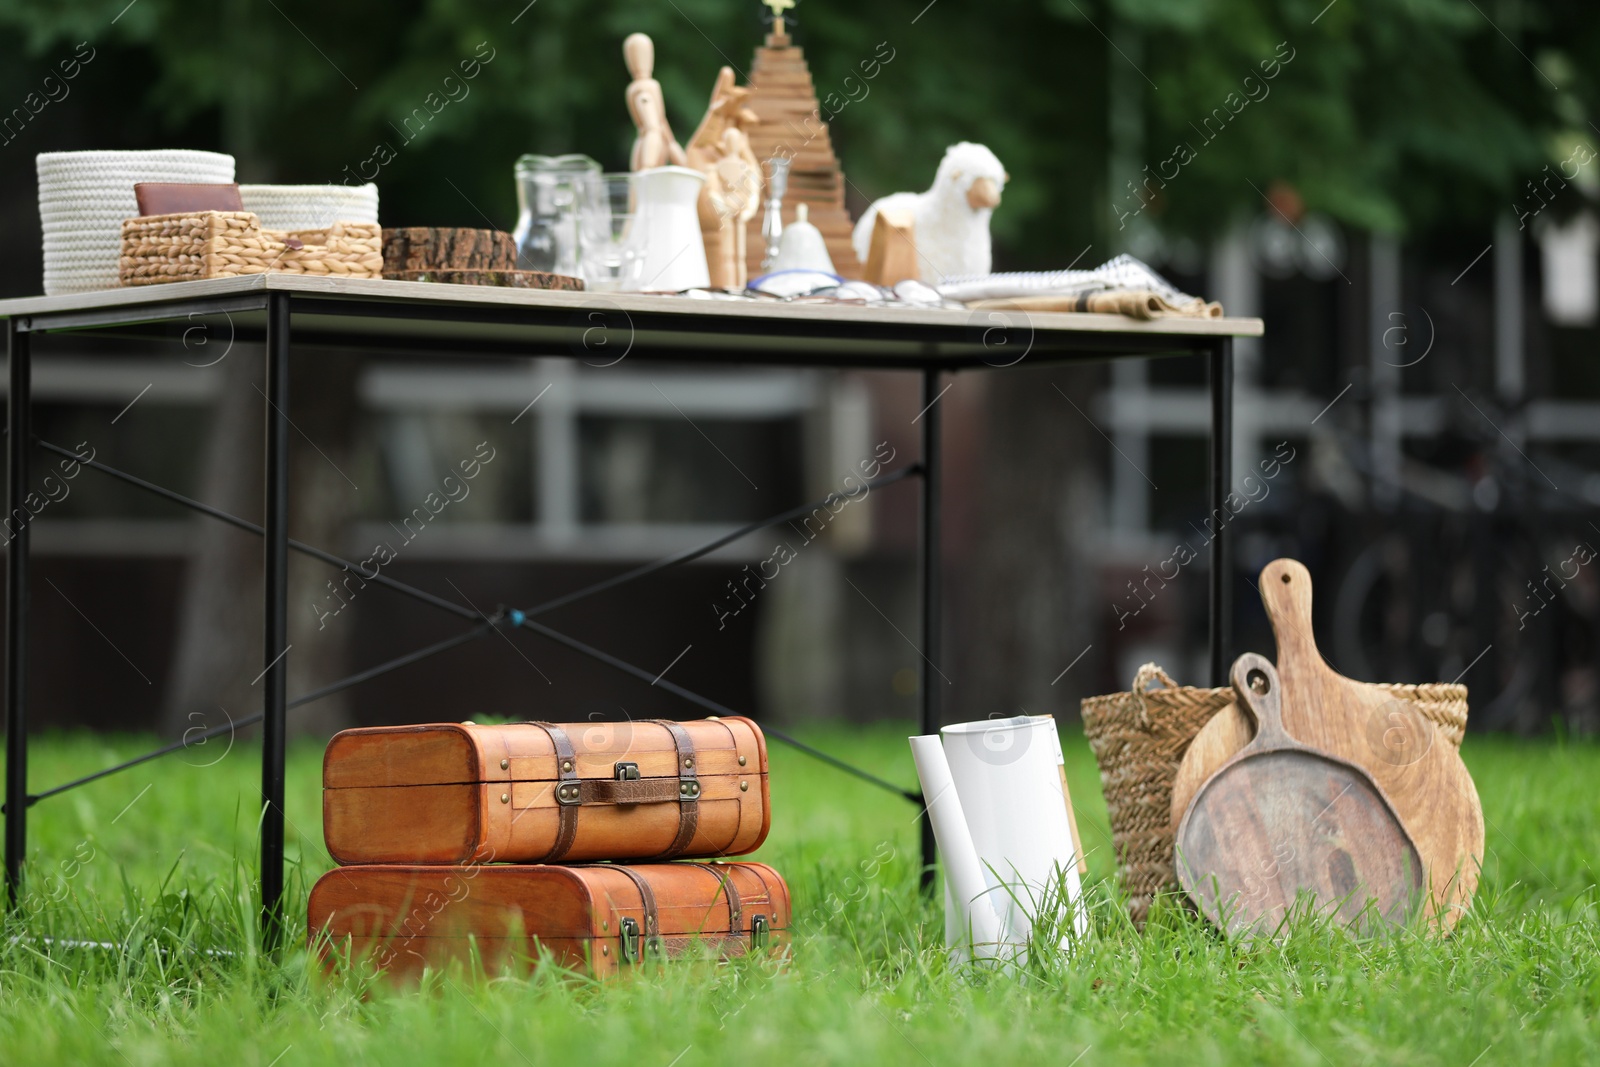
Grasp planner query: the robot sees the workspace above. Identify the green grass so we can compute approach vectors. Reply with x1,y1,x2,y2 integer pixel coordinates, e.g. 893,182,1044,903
2,725,1598,1065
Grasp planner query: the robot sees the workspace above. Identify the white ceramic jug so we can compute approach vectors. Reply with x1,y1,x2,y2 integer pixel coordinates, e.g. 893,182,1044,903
627,165,710,292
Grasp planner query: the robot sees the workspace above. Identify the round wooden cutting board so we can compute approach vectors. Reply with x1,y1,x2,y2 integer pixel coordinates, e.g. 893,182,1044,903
1177,654,1425,938
1172,559,1484,930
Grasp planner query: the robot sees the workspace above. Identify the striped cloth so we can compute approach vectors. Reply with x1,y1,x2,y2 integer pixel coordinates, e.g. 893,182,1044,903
935,253,1196,305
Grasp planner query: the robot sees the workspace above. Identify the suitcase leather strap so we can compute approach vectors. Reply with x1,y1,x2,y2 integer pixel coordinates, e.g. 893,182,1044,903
598,864,661,963
529,721,581,863
585,864,748,962
647,719,700,859
523,720,699,861
690,862,743,934
684,870,739,959
574,777,684,805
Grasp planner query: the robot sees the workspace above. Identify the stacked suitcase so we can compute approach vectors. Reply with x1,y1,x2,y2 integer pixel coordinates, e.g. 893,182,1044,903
309,717,787,978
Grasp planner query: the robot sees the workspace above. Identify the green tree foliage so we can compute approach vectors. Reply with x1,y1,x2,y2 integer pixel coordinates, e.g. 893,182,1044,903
1101,0,1594,238
0,0,1592,268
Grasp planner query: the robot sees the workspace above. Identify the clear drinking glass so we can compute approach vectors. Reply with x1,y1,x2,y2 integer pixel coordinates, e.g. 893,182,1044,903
579,173,642,292
512,154,601,275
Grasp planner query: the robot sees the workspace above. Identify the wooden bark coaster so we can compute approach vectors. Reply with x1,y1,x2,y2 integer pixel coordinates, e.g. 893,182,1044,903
382,269,584,290
382,227,518,273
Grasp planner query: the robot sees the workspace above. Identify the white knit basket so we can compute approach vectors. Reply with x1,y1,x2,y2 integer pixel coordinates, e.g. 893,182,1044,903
238,184,379,231
36,149,235,295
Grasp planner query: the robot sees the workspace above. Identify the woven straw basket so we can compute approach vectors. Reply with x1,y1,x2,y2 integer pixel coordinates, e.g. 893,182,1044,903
119,211,383,286
1082,663,1468,924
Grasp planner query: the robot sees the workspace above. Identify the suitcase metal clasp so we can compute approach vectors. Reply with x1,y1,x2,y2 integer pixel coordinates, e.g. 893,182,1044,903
614,761,640,781
750,914,769,949
619,916,643,964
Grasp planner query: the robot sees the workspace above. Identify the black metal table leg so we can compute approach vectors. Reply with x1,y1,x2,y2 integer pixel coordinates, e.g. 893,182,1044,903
5,319,30,909
918,368,942,890
260,293,291,946
1208,337,1234,687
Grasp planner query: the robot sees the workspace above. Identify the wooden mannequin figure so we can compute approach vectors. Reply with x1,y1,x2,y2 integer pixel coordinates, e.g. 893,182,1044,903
687,66,763,288
624,33,687,171
716,127,763,286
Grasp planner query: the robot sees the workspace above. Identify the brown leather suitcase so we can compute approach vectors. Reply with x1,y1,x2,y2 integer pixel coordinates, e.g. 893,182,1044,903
308,861,790,979
322,718,770,865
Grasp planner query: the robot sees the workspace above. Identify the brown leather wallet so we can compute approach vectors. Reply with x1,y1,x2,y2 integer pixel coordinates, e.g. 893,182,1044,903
133,182,244,216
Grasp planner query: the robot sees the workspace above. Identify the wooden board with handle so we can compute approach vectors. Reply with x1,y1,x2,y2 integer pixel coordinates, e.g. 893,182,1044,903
1171,700,1253,837
1173,559,1483,928
1176,654,1425,938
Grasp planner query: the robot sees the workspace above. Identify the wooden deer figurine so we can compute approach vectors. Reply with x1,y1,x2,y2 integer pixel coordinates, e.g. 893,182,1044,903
687,67,763,288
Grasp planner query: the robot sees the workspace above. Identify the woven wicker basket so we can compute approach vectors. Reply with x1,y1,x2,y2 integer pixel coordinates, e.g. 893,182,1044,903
1082,663,1469,924
119,211,383,286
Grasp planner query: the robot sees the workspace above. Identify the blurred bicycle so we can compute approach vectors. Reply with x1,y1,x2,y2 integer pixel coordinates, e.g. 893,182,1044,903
1304,389,1599,734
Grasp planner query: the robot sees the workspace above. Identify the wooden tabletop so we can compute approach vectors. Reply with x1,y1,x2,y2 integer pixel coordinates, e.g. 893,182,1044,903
0,275,1263,368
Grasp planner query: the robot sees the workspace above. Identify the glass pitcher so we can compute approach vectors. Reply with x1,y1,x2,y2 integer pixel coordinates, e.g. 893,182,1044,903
512,154,601,275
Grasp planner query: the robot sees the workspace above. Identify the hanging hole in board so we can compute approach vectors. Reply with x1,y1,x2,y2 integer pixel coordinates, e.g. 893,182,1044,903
1247,668,1270,695
1281,573,1291,584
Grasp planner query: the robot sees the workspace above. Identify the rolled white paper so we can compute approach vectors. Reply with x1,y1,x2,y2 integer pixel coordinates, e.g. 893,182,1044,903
942,715,1088,945
909,735,1005,956
944,879,966,966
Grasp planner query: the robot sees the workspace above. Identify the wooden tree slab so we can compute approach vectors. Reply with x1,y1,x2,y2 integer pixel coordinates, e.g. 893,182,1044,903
382,227,518,273
381,269,583,290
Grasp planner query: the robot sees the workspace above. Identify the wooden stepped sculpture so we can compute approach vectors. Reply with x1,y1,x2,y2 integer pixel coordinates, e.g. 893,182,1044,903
740,13,862,280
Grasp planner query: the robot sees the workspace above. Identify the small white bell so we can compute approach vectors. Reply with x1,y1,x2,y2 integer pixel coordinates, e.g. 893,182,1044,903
772,203,836,275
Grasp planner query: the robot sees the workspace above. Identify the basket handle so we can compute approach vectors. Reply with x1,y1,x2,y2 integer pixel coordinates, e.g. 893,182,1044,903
1131,662,1178,693
1130,662,1178,729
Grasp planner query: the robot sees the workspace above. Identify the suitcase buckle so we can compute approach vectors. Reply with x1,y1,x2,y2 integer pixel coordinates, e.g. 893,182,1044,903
555,782,582,805
619,916,642,964
678,779,701,800
614,761,640,781
750,914,769,949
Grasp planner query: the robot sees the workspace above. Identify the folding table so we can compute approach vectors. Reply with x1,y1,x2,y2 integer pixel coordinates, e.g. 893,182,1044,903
0,274,1262,941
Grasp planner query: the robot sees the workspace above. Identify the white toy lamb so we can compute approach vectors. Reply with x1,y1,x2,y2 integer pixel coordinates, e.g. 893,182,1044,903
851,142,1008,284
